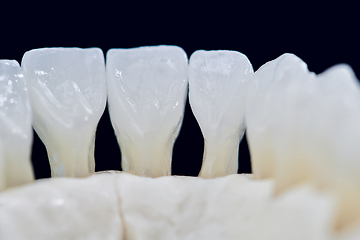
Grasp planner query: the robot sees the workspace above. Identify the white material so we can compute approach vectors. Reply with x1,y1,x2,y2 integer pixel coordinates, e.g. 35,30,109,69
246,53,315,182
188,50,253,178
21,48,107,178
2,172,360,240
0,174,123,240
0,60,34,190
106,46,188,177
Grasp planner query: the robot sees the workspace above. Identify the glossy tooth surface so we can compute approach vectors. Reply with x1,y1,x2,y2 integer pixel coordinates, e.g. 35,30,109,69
106,46,188,177
0,60,34,190
189,50,253,178
22,48,106,177
246,53,315,183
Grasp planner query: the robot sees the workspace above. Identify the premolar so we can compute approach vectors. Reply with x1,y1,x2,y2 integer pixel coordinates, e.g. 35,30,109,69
188,50,253,178
21,48,107,178
106,46,188,177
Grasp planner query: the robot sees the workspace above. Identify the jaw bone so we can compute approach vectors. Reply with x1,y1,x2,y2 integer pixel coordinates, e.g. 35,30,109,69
106,46,188,177
188,50,253,178
21,48,107,178
0,60,34,190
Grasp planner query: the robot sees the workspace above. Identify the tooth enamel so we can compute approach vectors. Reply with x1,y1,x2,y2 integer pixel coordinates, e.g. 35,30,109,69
21,48,106,178
188,50,253,178
0,60,34,190
106,46,188,177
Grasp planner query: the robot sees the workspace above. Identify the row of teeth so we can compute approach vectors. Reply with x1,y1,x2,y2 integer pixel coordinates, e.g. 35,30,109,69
1,46,359,228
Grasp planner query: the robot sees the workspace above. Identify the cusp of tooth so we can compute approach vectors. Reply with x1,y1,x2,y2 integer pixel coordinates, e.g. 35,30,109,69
0,60,34,190
21,48,107,178
106,45,188,177
246,53,315,183
188,50,253,178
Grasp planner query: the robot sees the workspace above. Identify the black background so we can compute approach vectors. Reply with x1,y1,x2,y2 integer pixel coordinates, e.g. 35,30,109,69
1,3,358,179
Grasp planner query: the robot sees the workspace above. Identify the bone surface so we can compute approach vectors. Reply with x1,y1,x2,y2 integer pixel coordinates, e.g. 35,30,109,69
0,60,34,190
0,174,123,240
188,50,253,178
106,46,188,177
21,48,107,178
2,172,360,240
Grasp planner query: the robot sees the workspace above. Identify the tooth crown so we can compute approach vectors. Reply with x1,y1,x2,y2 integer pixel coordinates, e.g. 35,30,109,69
189,50,253,139
21,48,107,177
107,46,188,134
0,60,34,189
22,48,106,128
106,46,188,177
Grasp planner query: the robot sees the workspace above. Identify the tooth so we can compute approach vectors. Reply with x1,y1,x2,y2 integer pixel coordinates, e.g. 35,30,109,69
21,48,107,178
306,64,360,230
0,60,34,190
246,53,315,183
106,45,188,177
188,50,253,178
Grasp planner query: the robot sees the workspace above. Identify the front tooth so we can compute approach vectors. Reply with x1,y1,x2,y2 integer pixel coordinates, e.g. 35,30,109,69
106,46,188,177
0,60,34,190
188,50,253,178
21,48,106,178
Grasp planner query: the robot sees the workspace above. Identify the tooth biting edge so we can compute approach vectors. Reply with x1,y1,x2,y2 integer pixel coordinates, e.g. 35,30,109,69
106,46,188,177
189,50,253,178
0,60,34,190
21,48,107,178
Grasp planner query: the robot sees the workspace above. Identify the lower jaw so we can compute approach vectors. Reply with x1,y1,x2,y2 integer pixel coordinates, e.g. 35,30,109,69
0,171,358,240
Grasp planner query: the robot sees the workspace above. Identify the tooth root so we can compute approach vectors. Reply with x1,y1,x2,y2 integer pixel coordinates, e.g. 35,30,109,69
106,46,188,177
0,60,34,190
21,48,106,178
188,50,253,178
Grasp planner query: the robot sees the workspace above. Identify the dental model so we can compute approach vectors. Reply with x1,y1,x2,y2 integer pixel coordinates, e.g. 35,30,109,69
0,60,34,190
106,46,188,177
21,48,107,177
189,50,253,178
1,47,360,240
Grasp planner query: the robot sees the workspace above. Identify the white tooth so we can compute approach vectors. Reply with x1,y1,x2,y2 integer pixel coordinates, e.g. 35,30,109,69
21,48,106,178
306,64,360,230
0,60,34,190
106,45,188,177
246,53,315,183
188,50,253,178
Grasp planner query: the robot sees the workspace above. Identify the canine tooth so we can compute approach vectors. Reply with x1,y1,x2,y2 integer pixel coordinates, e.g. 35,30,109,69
188,50,253,178
246,53,315,183
21,48,106,178
106,46,188,177
0,60,34,190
